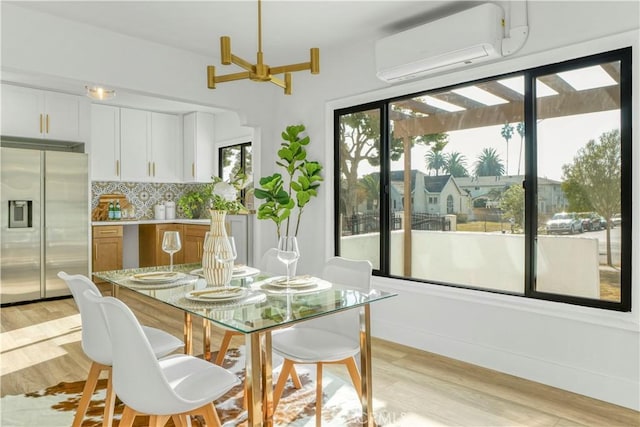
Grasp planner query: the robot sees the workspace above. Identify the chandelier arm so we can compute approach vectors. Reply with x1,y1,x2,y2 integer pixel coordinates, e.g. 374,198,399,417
230,55,256,72
270,62,312,75
269,76,286,89
215,71,252,83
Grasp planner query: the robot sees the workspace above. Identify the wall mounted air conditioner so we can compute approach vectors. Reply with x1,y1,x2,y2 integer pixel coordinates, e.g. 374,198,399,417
375,3,505,83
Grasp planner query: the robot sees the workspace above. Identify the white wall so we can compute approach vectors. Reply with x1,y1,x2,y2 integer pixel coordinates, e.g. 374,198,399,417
2,0,638,410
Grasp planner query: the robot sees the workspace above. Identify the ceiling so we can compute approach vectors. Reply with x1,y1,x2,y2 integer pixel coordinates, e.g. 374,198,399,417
3,1,479,112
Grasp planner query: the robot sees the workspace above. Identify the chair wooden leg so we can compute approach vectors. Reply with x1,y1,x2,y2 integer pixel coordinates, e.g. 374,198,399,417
171,414,189,427
214,331,234,365
344,357,363,400
149,415,170,427
273,358,295,409
290,365,302,389
200,402,222,427
316,363,323,427
102,367,116,427
72,361,105,427
119,406,137,427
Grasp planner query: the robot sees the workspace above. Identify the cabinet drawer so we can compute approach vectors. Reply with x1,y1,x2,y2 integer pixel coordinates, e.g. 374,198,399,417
93,225,123,238
184,224,210,237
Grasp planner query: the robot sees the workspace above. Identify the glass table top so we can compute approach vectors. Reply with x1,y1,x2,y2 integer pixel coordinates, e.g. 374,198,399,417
94,263,397,334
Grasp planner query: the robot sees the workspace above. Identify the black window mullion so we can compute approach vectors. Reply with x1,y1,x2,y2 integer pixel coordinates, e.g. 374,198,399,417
523,70,537,297
379,103,390,276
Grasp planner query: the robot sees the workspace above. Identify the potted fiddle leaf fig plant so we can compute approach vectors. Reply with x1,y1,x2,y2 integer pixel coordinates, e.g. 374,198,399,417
254,124,323,238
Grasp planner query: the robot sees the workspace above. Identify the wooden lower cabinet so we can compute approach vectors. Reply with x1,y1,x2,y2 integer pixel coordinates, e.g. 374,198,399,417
139,223,185,268
92,225,123,283
183,224,210,264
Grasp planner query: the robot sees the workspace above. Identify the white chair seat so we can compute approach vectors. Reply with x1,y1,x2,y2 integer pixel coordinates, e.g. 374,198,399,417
272,327,359,363
125,354,240,415
142,326,184,358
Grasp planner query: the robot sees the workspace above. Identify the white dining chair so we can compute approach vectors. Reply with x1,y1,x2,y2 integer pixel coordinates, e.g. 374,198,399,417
270,256,373,426
214,247,292,365
57,272,184,427
85,290,240,427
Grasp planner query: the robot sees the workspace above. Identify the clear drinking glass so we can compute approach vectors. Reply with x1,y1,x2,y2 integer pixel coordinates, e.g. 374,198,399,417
213,235,237,266
162,231,181,272
277,236,300,285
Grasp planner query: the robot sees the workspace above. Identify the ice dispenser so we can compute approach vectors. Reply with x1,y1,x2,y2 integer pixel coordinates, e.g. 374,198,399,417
8,200,32,228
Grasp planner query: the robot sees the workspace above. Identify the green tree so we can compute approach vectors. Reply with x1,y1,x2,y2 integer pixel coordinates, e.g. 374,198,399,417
338,111,448,216
425,150,446,176
444,152,469,177
562,129,621,266
358,174,380,211
561,180,593,212
501,122,514,175
474,147,505,177
500,184,525,232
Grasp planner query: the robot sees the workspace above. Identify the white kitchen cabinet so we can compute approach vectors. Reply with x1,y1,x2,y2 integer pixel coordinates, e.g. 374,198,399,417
119,108,181,182
183,111,215,182
151,112,181,182
120,107,151,182
1,84,82,141
90,104,120,181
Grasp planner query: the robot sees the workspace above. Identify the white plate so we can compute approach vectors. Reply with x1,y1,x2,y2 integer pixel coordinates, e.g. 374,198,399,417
130,271,185,283
189,267,260,279
267,275,317,288
254,278,332,294
185,287,247,302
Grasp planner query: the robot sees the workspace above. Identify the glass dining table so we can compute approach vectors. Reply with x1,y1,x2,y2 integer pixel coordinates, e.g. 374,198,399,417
94,263,397,427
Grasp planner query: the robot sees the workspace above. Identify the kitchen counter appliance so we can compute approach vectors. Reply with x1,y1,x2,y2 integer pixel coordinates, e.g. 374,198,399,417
1,147,89,304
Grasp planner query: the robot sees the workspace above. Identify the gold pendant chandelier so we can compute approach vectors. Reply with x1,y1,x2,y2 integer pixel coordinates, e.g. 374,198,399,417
207,0,319,95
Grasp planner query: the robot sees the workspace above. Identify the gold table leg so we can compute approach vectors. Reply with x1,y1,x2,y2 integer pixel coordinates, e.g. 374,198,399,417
184,312,193,355
359,304,374,427
203,318,211,361
262,332,274,425
245,332,263,427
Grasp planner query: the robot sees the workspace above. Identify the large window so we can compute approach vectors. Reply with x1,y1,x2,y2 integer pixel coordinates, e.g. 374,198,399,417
334,48,631,311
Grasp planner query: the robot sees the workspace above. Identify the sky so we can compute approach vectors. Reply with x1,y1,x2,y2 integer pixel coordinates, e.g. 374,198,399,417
361,109,620,182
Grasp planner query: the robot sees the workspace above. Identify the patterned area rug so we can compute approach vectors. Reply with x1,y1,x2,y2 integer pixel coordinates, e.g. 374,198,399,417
1,348,374,427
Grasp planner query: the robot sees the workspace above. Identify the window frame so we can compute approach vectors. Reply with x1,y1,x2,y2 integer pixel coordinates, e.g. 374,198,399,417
334,47,632,312
218,141,252,203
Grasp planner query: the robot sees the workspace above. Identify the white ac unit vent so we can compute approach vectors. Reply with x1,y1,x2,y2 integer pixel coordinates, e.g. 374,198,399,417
375,3,505,83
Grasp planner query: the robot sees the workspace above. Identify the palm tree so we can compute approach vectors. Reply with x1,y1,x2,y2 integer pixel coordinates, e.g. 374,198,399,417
425,150,446,176
444,152,469,177
474,147,505,177
500,122,514,175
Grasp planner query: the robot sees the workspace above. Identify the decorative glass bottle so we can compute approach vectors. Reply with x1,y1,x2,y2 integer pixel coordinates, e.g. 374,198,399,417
202,210,234,286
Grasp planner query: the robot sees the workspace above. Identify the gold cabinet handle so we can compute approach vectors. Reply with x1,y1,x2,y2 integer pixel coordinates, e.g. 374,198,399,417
46,114,50,133
94,243,98,261
100,230,118,235
148,162,151,176
116,160,120,176
192,162,195,178
153,162,156,176
39,114,43,133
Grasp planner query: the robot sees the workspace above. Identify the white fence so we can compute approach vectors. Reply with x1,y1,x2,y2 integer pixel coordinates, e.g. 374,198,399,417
341,230,600,298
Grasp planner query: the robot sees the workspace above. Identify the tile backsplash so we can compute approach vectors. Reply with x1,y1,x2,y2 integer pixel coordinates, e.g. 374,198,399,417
92,181,210,220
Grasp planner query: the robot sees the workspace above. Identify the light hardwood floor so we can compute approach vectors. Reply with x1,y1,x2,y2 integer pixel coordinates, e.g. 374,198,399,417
1,289,638,426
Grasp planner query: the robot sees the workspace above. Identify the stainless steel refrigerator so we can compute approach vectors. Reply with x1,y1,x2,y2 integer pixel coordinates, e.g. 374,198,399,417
1,147,89,304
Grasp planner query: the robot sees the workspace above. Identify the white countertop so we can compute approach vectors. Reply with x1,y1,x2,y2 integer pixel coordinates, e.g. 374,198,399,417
92,219,211,226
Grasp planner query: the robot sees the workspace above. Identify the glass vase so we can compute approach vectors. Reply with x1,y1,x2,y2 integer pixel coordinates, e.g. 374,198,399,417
202,210,234,286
